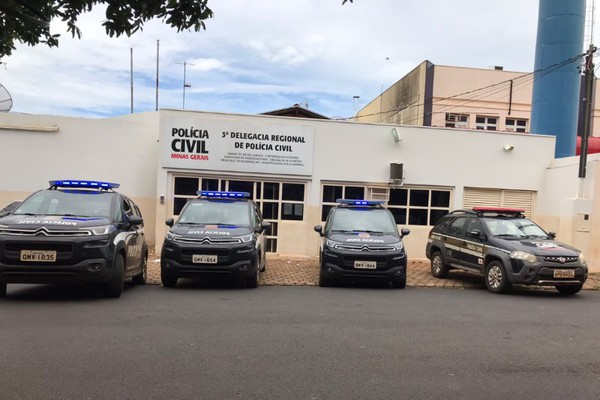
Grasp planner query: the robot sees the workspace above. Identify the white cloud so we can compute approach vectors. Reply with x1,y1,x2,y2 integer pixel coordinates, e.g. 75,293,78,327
3,0,591,119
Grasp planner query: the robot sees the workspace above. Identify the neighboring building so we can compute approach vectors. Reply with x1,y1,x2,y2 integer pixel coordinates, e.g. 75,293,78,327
355,60,600,141
262,104,329,119
2,110,599,272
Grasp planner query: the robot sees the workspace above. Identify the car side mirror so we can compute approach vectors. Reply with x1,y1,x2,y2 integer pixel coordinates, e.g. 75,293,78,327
258,221,271,233
314,225,324,236
165,218,174,227
548,231,556,239
400,228,410,237
129,215,143,226
469,229,484,240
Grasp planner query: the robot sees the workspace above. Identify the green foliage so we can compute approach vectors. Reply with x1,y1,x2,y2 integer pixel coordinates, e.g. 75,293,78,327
0,0,214,57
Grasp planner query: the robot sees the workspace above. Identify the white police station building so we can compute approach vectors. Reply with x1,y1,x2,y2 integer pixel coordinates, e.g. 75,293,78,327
1,109,599,272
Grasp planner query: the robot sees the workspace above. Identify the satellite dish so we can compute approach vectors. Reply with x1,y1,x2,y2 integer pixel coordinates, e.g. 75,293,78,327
0,83,13,112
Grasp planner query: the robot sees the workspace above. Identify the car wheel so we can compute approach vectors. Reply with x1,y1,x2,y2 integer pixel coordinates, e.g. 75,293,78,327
161,272,178,288
392,276,406,289
431,251,449,278
132,253,147,285
104,254,125,298
245,255,260,288
0,282,6,298
485,261,512,294
555,284,583,295
318,273,333,287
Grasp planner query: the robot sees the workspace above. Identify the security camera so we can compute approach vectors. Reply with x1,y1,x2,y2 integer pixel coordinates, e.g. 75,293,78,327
503,144,515,151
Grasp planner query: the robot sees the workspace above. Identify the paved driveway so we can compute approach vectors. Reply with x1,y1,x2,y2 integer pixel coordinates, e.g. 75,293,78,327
147,248,600,290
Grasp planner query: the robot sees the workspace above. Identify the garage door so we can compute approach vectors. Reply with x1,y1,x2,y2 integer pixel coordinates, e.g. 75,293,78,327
463,188,535,218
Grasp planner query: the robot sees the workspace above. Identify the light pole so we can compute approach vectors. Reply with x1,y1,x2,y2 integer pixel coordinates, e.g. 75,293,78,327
176,61,194,109
353,95,360,120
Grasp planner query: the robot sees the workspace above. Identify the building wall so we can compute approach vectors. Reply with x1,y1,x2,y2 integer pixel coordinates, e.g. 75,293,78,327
0,112,160,244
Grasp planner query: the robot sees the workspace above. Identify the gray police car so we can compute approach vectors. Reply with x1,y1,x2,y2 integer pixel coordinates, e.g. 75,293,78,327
160,191,270,288
426,207,588,295
0,180,147,298
314,199,410,288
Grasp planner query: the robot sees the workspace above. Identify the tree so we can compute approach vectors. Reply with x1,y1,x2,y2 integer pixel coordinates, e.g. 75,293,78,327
0,0,214,58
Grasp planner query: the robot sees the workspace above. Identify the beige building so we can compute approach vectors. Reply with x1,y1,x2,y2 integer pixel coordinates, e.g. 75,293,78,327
356,60,600,140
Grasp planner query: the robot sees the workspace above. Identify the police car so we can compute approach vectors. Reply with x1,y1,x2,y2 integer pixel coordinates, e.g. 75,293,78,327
160,191,270,288
314,199,410,288
426,207,588,295
0,180,148,298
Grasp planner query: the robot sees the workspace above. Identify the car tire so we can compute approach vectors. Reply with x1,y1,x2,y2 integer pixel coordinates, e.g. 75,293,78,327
104,254,125,298
245,255,260,288
392,276,406,289
431,251,450,278
555,284,583,295
132,253,147,285
161,272,178,288
0,282,6,298
485,261,512,294
318,273,333,287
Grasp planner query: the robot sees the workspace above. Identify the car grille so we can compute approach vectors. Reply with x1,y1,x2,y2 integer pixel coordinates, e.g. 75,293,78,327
333,244,395,251
543,256,579,264
0,227,90,237
174,236,242,244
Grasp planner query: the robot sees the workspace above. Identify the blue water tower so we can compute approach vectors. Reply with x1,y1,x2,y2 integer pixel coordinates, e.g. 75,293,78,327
530,0,585,158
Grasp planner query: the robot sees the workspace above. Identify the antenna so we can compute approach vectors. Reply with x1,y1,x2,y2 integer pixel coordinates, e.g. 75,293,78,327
0,83,13,112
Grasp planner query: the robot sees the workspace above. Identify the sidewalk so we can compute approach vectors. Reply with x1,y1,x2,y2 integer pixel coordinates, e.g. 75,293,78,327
147,249,600,290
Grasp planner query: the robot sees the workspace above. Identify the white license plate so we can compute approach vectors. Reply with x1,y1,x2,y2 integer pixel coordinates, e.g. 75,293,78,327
20,250,57,262
354,261,377,269
553,269,575,278
192,254,218,264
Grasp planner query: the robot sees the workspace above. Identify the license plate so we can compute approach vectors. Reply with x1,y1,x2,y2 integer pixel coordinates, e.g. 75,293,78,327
553,269,575,278
354,261,377,269
20,250,57,262
192,254,218,264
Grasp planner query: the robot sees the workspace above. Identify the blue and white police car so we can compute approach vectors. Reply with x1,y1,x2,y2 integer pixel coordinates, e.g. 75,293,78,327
314,199,410,288
160,191,270,288
0,180,147,298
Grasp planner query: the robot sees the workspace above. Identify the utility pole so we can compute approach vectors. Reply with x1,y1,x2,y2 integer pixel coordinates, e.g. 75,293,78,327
176,61,194,109
578,44,596,182
130,48,134,114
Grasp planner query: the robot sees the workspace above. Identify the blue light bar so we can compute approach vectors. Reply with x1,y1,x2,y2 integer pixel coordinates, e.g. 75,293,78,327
198,191,250,198
337,199,383,206
49,180,120,189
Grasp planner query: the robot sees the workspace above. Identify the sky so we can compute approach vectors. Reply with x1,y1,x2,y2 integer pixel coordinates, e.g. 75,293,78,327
0,0,596,120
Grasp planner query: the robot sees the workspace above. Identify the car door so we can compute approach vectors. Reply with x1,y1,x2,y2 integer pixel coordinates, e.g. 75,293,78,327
459,217,486,272
122,197,141,271
443,216,467,265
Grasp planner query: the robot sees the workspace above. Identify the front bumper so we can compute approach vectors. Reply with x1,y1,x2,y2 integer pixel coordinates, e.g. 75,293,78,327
509,258,588,286
161,240,257,280
0,236,115,285
321,246,407,282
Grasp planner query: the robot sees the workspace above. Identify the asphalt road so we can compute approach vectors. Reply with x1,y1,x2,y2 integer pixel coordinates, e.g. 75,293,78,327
1,283,599,400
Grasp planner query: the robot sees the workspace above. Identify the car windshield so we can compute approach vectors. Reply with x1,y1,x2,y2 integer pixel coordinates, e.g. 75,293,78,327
178,200,251,226
12,190,113,218
329,208,398,234
483,217,549,239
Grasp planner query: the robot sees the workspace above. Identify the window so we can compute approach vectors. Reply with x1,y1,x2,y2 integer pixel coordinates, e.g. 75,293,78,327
476,116,497,131
321,185,366,221
445,113,468,128
388,188,451,226
506,118,528,133
447,217,467,236
281,183,304,221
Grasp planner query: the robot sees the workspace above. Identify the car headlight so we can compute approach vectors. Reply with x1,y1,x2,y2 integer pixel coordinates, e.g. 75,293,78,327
392,241,404,251
510,251,537,263
579,253,587,265
325,239,342,249
237,234,254,243
88,225,112,235
166,231,181,241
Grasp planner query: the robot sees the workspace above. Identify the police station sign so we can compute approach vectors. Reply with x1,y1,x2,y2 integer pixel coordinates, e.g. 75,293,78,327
161,116,314,175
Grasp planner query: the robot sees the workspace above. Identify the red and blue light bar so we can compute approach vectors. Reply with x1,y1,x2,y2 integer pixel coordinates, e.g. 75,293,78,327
337,199,383,206
198,191,250,198
49,180,120,189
